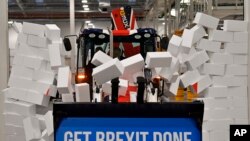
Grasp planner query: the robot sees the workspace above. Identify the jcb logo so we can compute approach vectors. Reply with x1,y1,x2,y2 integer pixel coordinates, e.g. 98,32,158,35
230,125,249,141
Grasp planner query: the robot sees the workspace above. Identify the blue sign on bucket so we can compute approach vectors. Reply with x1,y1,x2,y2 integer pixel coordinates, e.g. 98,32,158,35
56,117,201,141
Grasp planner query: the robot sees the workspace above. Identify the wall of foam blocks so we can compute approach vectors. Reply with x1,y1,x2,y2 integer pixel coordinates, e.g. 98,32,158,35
2,22,65,141
163,12,248,141
3,14,249,141
194,13,248,141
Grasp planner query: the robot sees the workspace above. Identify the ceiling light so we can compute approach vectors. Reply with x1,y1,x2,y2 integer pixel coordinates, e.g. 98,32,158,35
8,21,14,24
82,5,89,8
85,20,91,24
162,22,165,25
82,0,87,3
181,0,190,3
84,7,90,11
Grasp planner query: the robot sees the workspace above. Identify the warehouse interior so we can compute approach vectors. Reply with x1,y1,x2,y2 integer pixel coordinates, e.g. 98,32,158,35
0,0,250,141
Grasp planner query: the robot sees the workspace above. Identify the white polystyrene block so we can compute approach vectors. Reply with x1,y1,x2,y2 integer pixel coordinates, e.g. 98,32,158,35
48,43,63,70
212,76,247,86
177,52,188,64
41,61,54,72
34,81,54,95
24,56,44,70
130,92,137,103
57,66,73,94
10,65,34,80
192,75,212,93
61,94,74,102
201,63,225,75
224,20,248,32
121,54,144,80
193,12,219,29
159,57,180,81
17,44,50,61
210,130,229,141
23,117,41,141
181,25,206,47
233,55,248,64
61,56,66,66
47,85,57,97
168,35,182,57
202,131,210,141
234,32,248,42
204,109,231,120
8,75,35,90
17,43,38,58
102,81,112,95
196,38,221,52
91,50,112,66
181,30,192,48
169,76,180,95
4,124,24,135
147,89,158,102
40,130,54,141
204,86,228,98
8,75,52,95
180,70,201,88
27,34,48,48
179,46,191,55
209,53,233,64
203,119,233,131
209,30,234,42
225,64,247,76
224,42,248,54
151,68,161,78
231,108,248,119
12,55,23,65
232,97,248,108
234,119,248,124
17,33,28,44
118,79,128,96
228,86,247,98
13,22,23,33
75,83,90,102
188,47,197,56
52,39,66,56
4,99,36,116
44,111,54,136
22,22,45,37
5,134,26,141
186,50,209,70
45,24,61,42
169,72,179,83
13,55,44,70
33,70,55,84
102,79,128,96
3,113,25,127
5,88,50,106
36,114,46,131
145,52,172,68
92,58,124,85
51,38,64,56
190,25,207,43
